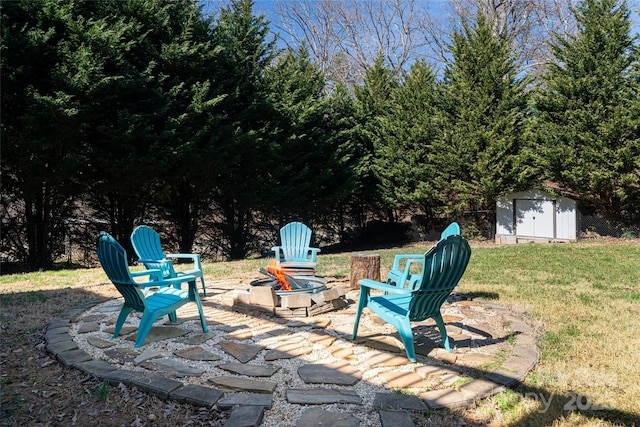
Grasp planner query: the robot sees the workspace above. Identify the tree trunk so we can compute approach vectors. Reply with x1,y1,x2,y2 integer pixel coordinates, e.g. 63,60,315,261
349,254,380,289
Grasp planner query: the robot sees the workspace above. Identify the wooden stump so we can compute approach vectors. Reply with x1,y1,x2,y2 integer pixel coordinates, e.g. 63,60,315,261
349,254,381,289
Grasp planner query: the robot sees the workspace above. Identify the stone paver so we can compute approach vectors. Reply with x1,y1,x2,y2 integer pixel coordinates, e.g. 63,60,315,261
87,336,115,349
263,343,314,360
373,392,428,412
286,388,362,404
217,392,273,410
46,285,539,426
296,408,360,427
77,322,101,333
169,383,224,407
379,410,415,427
219,340,264,363
56,348,93,367
174,346,222,361
379,371,433,389
134,349,161,364
125,326,189,344
224,405,265,427
141,358,206,377
218,363,279,377
298,361,362,385
208,376,277,393
419,388,470,409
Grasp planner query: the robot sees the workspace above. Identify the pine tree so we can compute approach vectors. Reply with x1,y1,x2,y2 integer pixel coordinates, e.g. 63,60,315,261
208,0,278,259
264,46,356,228
383,60,441,226
436,12,531,233
353,55,400,222
143,2,224,255
532,0,640,226
1,0,109,267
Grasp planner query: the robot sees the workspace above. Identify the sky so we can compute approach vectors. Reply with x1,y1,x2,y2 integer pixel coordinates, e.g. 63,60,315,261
202,0,640,49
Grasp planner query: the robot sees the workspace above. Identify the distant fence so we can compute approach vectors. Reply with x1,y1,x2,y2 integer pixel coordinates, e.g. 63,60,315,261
579,215,639,239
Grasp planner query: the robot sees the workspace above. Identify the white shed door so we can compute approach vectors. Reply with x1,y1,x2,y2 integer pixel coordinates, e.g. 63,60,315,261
515,199,555,238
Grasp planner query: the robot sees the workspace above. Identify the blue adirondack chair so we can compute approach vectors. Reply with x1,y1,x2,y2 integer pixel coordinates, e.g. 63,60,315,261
386,222,461,289
351,234,472,362
96,232,208,348
271,222,321,269
130,225,207,296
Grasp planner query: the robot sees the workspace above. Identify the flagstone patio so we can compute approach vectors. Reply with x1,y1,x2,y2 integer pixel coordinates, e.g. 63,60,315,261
46,278,539,426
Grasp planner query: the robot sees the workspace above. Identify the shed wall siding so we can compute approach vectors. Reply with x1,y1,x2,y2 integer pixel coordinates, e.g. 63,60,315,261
495,190,577,242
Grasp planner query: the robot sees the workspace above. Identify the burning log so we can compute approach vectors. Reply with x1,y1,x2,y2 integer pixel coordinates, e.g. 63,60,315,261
259,267,309,291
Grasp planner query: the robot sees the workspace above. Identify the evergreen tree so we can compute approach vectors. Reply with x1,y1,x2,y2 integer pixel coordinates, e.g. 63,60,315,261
142,1,225,255
263,46,327,222
75,0,221,259
1,0,103,267
353,55,399,223
532,0,640,226
208,0,278,259
383,60,441,228
436,12,531,233
320,83,361,244
264,46,356,232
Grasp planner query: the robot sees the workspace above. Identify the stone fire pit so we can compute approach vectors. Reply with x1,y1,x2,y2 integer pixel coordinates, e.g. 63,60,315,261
231,267,349,318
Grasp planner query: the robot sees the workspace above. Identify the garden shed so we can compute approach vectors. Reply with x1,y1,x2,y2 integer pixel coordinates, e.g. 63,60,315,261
495,189,578,243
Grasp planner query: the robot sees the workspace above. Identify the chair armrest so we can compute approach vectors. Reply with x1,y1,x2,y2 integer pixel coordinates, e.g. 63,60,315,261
272,246,284,259
387,256,424,288
306,247,321,262
155,274,198,289
131,269,163,282
138,258,171,264
359,278,413,295
166,253,201,269
131,269,162,277
390,254,423,271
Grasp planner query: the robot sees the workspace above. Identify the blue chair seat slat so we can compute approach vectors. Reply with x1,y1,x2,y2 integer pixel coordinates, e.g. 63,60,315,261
146,289,189,312
369,294,411,318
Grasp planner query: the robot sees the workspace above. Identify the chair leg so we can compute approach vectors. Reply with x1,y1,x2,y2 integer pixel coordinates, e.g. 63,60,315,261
112,306,134,338
433,313,452,352
189,281,209,333
351,287,369,340
135,310,156,348
396,319,417,362
200,275,207,297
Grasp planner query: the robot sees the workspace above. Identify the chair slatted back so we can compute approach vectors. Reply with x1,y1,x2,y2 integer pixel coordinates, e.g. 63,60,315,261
96,232,146,312
280,222,312,261
408,235,471,322
131,225,174,277
131,225,167,260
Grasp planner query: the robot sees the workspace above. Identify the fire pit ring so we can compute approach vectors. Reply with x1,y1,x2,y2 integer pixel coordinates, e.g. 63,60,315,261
250,275,327,296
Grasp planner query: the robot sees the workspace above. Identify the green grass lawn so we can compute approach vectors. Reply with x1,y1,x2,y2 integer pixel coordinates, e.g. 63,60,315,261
2,239,639,426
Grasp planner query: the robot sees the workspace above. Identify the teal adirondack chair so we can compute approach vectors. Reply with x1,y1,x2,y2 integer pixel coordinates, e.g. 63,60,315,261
271,222,320,269
351,234,472,362
386,222,461,289
130,225,206,296
96,232,208,348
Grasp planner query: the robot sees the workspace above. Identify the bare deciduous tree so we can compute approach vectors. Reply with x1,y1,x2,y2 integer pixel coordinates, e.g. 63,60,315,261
447,0,580,73
275,0,430,85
